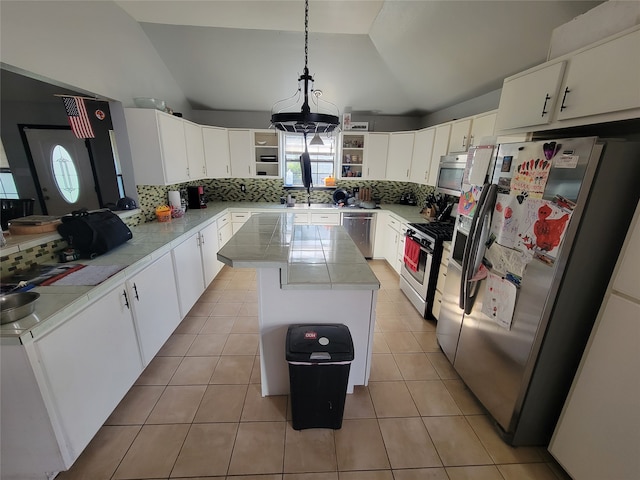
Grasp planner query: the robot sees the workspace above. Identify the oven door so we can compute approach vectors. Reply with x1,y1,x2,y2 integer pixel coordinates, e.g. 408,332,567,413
400,235,433,300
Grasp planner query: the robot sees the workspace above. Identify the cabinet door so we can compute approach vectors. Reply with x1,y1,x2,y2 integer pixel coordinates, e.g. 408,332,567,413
228,129,253,178
184,121,206,180
253,130,280,177
469,112,496,146
427,124,451,186
340,133,365,179
365,133,389,180
448,119,472,153
386,132,414,181
172,232,206,317
33,286,143,460
128,253,181,365
218,221,233,248
200,221,222,286
494,61,566,131
158,113,189,184
203,126,231,178
311,212,340,225
556,29,640,122
410,128,435,184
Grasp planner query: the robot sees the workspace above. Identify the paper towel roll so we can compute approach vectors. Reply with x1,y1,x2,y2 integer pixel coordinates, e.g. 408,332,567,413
168,191,181,209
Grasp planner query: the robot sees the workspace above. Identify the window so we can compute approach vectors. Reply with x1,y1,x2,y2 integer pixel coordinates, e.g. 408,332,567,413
0,169,18,199
51,145,80,203
282,132,336,187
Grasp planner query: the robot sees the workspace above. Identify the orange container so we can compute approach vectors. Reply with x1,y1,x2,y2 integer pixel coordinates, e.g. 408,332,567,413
155,205,171,222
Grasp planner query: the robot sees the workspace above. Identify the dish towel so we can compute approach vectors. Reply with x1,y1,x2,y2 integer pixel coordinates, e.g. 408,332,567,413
404,237,421,272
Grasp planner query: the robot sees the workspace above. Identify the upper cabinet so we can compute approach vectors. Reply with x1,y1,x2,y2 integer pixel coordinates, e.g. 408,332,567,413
202,126,231,178
469,111,497,146
448,118,472,153
427,124,451,186
183,120,206,179
410,127,435,185
340,132,365,179
494,62,567,131
386,132,415,182
555,28,640,122
365,133,389,180
228,129,253,178
125,108,209,185
253,130,280,177
496,26,640,133
125,108,187,185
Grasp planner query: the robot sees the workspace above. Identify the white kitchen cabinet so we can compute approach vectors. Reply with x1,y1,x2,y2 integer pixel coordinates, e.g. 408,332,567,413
311,212,340,225
292,212,310,225
494,61,567,131
432,241,451,320
172,231,206,317
200,220,222,286
253,130,280,177
410,127,435,185
448,118,472,153
31,285,143,463
340,132,366,179
202,126,231,178
550,200,640,480
386,132,415,182
383,214,404,274
183,120,207,180
469,111,497,146
231,211,252,234
427,124,452,186
554,28,640,122
217,212,233,247
365,133,389,180
125,108,190,185
127,253,181,365
228,129,253,178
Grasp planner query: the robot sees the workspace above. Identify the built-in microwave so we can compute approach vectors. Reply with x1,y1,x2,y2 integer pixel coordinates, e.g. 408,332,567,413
436,153,467,196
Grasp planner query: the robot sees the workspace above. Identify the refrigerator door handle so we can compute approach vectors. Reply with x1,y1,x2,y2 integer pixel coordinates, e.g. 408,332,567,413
462,184,497,314
460,183,490,309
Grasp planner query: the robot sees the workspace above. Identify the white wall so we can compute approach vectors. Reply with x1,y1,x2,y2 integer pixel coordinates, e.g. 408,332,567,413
0,0,190,115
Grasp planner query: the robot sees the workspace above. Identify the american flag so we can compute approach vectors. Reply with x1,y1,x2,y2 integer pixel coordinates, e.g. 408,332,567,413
62,96,95,139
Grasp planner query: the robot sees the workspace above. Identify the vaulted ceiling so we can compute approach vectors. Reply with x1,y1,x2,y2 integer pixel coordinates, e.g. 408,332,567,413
116,0,602,117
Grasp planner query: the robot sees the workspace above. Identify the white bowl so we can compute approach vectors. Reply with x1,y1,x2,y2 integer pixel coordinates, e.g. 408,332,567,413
134,97,166,111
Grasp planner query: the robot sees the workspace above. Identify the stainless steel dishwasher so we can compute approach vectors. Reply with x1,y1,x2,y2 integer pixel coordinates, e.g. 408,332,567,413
341,211,376,258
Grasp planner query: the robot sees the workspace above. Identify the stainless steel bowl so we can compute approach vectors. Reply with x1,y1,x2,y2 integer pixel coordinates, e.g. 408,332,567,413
0,292,40,324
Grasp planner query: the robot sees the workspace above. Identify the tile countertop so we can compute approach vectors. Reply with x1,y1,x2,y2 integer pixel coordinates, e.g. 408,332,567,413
217,213,380,291
1,203,426,340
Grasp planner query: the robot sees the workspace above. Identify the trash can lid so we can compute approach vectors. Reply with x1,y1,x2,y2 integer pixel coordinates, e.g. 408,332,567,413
286,323,354,362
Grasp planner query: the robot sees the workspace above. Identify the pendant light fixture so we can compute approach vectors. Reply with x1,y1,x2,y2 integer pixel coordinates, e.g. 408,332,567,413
270,0,340,136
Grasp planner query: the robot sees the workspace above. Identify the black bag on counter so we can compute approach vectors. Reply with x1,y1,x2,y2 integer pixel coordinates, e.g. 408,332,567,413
57,209,132,257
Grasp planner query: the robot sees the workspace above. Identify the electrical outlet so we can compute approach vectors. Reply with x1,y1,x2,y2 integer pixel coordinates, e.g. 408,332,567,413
240,184,246,193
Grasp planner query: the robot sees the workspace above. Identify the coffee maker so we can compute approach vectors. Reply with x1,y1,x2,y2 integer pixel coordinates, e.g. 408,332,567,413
187,185,207,209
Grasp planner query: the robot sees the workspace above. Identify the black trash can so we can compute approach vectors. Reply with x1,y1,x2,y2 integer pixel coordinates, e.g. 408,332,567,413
286,323,354,430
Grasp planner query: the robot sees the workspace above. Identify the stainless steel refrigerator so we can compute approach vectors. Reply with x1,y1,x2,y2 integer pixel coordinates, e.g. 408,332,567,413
436,136,640,446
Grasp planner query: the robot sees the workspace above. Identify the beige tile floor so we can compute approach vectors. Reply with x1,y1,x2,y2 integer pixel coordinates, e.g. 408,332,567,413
57,260,570,480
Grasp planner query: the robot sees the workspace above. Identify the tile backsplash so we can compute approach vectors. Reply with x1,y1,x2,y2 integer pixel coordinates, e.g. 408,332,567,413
2,179,439,278
136,178,437,221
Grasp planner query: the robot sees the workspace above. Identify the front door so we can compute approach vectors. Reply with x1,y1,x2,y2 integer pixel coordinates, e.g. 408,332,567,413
23,127,100,215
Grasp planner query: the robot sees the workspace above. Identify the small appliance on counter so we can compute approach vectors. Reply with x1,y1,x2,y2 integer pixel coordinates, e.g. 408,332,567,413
187,185,207,209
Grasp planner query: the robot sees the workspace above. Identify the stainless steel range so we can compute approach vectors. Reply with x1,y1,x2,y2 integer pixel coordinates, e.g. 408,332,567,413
399,222,453,319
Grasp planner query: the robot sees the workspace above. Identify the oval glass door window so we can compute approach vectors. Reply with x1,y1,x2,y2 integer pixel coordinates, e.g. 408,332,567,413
51,145,80,203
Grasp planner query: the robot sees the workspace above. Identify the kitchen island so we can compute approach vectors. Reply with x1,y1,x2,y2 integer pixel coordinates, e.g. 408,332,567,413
217,212,380,396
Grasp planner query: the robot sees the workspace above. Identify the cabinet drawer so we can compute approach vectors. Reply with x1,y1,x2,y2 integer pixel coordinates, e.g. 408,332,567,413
311,213,340,225
231,212,251,222
293,212,309,224
217,212,231,229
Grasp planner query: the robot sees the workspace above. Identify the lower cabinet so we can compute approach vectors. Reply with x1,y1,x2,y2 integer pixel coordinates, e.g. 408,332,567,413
311,212,340,225
30,285,144,465
432,241,451,320
172,232,206,317
127,253,181,365
200,220,223,286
